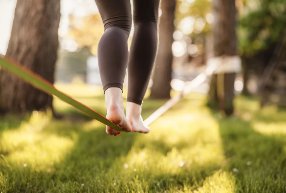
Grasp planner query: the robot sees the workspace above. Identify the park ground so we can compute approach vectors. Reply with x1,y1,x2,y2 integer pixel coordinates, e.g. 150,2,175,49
0,84,286,192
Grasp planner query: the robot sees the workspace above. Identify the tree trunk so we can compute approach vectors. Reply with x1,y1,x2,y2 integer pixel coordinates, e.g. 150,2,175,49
241,58,251,96
0,0,60,114
208,74,219,110
149,0,176,99
207,0,238,116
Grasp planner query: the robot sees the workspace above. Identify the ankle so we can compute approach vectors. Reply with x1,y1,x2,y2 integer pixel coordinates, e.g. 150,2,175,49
126,102,142,118
105,87,124,109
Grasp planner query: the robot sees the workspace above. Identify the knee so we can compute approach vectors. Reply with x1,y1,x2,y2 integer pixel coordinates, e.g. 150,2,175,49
103,16,132,35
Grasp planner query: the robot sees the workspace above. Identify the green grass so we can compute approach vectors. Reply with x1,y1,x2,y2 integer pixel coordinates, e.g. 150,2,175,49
1,84,286,192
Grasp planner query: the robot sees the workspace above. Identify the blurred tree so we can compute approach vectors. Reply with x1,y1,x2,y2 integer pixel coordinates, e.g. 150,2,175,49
260,36,286,108
174,0,212,67
67,14,104,55
175,0,211,32
0,0,60,114
239,0,286,57
238,0,286,95
207,0,238,116
150,0,177,99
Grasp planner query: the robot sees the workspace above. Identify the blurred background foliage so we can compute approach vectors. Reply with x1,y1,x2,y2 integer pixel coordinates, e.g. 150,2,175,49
238,0,286,56
59,0,286,90
64,0,286,72
1,0,285,104
65,0,286,59
67,14,103,55
175,0,211,33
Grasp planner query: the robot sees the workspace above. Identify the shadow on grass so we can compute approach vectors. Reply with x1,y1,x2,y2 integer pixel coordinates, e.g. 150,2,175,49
237,95,286,124
49,127,137,190
214,114,286,192
0,114,31,133
1,93,237,192
129,138,221,192
0,114,31,157
0,97,166,192
0,118,137,192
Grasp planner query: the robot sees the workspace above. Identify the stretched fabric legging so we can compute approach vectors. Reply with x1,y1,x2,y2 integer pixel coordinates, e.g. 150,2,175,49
94,0,160,105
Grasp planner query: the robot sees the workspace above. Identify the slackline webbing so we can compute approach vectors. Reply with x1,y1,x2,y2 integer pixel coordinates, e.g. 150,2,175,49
144,73,209,126
144,64,220,126
0,55,125,132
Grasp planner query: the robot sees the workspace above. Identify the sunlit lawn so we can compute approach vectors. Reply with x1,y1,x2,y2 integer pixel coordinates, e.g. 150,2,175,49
1,84,286,192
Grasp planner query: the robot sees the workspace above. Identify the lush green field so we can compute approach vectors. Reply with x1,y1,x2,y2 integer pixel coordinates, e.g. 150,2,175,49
1,84,286,192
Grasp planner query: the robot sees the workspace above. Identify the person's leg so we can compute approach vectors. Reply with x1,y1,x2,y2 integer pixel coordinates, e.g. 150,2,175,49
126,0,160,133
95,0,132,135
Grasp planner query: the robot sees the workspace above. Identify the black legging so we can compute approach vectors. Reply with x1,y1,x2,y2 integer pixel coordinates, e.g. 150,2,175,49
95,0,160,105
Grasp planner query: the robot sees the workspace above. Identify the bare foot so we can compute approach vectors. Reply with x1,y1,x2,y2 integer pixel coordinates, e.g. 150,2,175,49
105,88,132,136
126,102,150,133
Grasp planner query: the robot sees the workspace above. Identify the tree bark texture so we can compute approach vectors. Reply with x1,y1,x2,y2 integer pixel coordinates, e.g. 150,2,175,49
207,0,238,116
149,0,176,99
0,0,60,114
